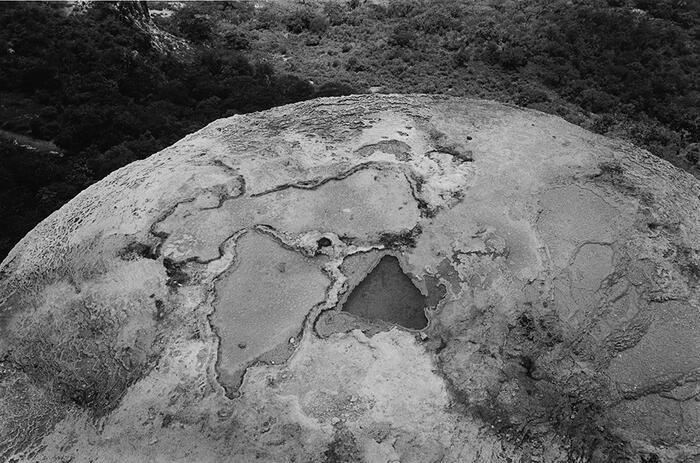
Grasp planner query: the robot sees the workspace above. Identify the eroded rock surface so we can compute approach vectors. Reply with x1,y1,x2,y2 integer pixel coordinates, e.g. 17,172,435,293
0,95,699,462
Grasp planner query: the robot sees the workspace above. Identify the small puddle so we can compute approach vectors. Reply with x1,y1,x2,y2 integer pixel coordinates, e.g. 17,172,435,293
341,255,428,329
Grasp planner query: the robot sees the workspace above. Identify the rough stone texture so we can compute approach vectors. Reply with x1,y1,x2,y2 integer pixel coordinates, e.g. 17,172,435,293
0,94,699,462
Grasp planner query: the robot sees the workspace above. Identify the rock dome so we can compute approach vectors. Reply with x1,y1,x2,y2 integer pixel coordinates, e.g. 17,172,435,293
1,95,699,462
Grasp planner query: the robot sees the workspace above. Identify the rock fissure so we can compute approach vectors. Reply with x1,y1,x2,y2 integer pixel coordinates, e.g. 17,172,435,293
249,161,391,198
402,171,436,218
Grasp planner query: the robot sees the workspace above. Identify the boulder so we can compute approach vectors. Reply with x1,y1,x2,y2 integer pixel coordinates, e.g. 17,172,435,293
1,95,698,462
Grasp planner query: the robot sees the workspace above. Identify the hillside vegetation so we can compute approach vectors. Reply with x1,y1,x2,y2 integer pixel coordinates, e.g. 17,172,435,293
0,0,698,260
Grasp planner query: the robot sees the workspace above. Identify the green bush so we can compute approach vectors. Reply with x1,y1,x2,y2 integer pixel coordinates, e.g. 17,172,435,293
284,8,329,34
322,2,348,26
223,30,250,50
579,88,618,113
174,10,213,43
389,24,416,47
516,87,549,106
309,13,330,33
497,44,528,69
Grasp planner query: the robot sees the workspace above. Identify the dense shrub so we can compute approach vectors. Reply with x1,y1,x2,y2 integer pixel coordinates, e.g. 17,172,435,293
322,2,348,26
173,8,213,42
223,29,250,50
497,44,528,69
579,88,618,113
284,8,329,34
516,87,550,106
389,24,416,47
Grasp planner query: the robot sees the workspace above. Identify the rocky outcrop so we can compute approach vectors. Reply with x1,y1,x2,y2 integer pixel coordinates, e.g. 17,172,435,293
115,1,151,22
0,95,698,462
72,1,190,56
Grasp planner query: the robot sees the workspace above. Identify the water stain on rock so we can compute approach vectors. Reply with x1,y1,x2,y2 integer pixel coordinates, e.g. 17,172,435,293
341,255,428,329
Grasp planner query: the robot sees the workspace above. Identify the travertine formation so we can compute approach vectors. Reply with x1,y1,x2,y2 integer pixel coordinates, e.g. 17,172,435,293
0,95,698,462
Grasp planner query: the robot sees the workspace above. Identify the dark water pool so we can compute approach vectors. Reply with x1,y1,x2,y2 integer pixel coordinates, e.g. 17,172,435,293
341,255,428,329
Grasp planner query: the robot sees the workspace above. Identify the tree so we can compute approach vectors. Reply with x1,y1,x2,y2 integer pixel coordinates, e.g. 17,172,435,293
175,10,213,42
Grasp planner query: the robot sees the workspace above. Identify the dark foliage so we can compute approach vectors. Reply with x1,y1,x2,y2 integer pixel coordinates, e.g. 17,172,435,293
284,7,329,34
0,139,76,255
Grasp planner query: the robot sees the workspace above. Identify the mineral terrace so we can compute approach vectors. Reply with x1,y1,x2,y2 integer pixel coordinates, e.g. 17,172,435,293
0,95,698,462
